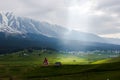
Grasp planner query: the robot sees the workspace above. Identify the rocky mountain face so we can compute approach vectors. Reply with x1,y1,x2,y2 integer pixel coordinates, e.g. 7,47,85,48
0,12,120,53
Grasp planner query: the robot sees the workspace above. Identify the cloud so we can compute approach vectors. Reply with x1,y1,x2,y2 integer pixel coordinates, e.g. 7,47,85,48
0,0,120,36
87,0,120,35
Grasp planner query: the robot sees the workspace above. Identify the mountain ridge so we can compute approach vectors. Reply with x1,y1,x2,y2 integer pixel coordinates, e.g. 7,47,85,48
0,12,120,52
0,12,106,42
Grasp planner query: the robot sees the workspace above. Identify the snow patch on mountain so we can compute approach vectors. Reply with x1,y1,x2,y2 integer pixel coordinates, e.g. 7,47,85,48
0,12,68,38
0,12,119,45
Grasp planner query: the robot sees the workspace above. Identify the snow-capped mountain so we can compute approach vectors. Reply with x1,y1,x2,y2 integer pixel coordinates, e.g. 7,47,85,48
0,12,67,38
0,12,106,43
0,12,20,33
0,12,120,53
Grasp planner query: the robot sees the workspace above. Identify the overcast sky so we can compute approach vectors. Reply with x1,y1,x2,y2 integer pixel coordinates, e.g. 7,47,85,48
0,0,120,38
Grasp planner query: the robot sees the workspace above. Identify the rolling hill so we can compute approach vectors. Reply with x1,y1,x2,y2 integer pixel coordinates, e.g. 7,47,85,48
92,57,120,64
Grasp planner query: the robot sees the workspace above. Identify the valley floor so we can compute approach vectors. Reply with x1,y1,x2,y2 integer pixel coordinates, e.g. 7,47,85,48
0,50,119,80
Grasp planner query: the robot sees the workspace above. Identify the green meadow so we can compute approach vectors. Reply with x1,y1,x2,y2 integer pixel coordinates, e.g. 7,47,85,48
0,50,119,80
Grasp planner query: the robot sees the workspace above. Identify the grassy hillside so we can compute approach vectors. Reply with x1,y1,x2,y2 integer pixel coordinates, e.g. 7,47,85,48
0,50,90,65
92,57,120,64
0,62,119,80
0,50,119,80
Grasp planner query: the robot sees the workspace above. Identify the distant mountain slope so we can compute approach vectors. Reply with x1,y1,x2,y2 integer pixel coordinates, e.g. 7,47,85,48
0,12,120,53
104,38,120,45
0,12,67,37
0,12,106,42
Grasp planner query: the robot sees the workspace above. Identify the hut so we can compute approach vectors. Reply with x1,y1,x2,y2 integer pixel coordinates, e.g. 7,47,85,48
55,62,62,67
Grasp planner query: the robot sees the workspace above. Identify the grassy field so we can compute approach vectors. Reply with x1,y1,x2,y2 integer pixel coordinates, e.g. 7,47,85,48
0,50,119,80
0,50,90,65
